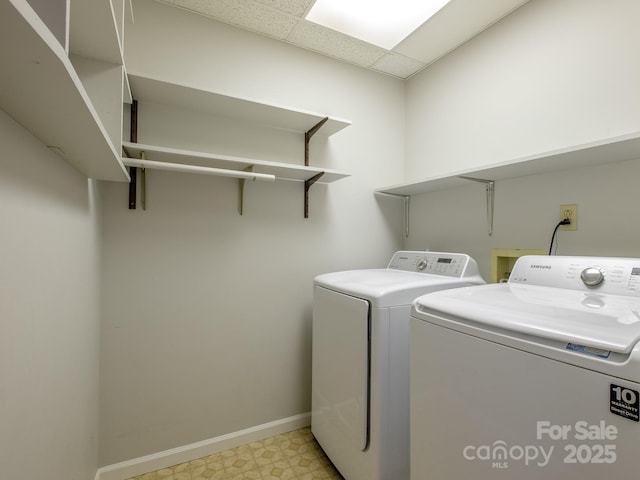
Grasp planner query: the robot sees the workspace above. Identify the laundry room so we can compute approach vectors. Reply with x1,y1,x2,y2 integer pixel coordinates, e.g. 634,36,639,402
1,0,639,479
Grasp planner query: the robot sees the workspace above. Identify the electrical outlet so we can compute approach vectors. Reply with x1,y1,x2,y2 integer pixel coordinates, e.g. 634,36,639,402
559,204,577,231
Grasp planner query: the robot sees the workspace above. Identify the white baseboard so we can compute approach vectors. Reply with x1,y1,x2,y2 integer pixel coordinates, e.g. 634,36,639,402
95,412,311,480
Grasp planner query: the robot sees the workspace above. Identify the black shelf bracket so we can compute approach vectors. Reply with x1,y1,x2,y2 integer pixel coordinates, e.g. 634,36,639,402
304,172,324,218
303,117,329,217
305,117,328,166
128,99,139,210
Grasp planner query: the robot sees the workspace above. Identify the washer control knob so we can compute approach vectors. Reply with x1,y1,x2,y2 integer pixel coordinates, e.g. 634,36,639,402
417,258,428,271
581,267,605,287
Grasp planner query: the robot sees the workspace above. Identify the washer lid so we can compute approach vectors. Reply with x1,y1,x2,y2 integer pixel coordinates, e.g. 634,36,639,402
412,283,640,353
315,269,483,307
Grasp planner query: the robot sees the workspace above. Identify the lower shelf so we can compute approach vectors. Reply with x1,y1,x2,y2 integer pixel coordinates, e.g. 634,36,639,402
121,142,350,218
121,142,350,183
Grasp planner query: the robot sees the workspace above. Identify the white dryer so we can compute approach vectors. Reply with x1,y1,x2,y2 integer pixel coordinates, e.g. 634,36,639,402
312,251,484,480
411,255,640,479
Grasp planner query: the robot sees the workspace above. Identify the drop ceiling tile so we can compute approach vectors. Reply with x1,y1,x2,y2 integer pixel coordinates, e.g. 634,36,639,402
173,0,229,17
288,20,386,68
371,53,426,79
214,0,299,39
253,0,313,17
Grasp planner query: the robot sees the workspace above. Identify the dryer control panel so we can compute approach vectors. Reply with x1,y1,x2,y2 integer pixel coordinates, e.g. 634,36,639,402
387,251,479,278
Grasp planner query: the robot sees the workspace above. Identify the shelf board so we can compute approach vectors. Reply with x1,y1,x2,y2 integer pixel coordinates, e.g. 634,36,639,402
0,0,129,182
377,131,640,196
122,142,350,183
69,0,123,65
127,72,352,136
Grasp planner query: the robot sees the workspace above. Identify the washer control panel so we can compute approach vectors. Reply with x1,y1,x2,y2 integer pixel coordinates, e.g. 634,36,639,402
387,251,479,278
510,255,640,295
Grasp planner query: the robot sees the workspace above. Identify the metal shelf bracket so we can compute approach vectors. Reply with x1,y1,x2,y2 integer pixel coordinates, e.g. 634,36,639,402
128,99,138,209
238,165,255,215
375,192,411,237
303,117,329,218
305,172,324,218
459,176,495,236
305,117,328,166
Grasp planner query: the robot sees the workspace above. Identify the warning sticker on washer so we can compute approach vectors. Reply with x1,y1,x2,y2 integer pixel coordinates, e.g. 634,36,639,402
610,384,640,422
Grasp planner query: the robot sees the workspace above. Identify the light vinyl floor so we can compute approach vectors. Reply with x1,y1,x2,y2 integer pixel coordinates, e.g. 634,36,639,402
127,427,343,480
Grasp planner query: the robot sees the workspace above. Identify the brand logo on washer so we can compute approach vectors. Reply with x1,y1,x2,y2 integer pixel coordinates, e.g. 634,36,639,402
529,264,552,270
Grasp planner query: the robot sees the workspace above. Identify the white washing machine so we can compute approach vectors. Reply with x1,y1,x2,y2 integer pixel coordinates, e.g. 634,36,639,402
312,251,484,480
411,255,640,479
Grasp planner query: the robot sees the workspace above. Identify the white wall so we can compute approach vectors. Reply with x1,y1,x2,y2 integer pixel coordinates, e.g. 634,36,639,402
0,110,101,479
98,0,405,464
26,0,68,50
403,0,640,280
405,157,640,280
405,0,640,180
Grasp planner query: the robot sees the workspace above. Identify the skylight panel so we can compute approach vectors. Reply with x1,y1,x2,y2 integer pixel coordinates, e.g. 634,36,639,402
306,0,453,50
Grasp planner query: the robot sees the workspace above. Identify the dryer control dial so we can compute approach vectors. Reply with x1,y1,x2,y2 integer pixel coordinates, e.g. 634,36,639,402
416,258,428,271
581,267,605,287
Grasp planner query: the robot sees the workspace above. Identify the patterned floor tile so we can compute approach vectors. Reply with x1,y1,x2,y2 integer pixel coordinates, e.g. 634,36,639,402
126,427,343,480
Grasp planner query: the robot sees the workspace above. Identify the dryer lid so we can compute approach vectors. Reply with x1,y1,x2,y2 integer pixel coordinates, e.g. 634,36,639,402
314,251,485,307
315,268,483,307
413,283,640,353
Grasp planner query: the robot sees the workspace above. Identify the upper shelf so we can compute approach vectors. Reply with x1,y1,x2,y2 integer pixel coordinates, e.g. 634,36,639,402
377,131,640,196
122,142,351,183
0,0,129,182
69,0,123,65
127,72,352,136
